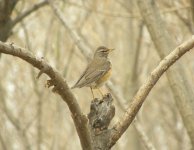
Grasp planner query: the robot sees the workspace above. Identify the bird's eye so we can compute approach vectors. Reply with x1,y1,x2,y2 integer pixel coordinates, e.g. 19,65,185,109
100,49,107,53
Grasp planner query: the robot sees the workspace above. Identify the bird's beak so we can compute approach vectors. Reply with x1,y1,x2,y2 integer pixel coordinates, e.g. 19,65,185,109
108,48,114,52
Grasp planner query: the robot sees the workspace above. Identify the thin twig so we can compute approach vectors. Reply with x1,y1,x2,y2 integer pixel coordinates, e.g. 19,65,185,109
134,119,156,150
131,22,143,82
66,1,190,19
66,1,139,19
0,133,7,150
20,20,44,150
48,0,91,58
11,0,48,27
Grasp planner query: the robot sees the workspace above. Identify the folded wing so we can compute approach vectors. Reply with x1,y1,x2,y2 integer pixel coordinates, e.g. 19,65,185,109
72,60,111,88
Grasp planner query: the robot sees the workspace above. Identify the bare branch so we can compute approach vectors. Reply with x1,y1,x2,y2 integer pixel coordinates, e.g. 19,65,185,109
0,41,92,150
0,129,7,150
190,0,194,33
108,36,194,147
47,0,91,58
138,0,194,146
11,0,48,27
66,1,190,19
0,81,31,149
134,120,156,150
66,1,139,19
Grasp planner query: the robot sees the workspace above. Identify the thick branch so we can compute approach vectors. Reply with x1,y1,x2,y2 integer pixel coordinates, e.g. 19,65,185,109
108,36,194,147
138,0,194,146
0,42,92,150
0,0,18,41
0,0,18,21
88,94,115,150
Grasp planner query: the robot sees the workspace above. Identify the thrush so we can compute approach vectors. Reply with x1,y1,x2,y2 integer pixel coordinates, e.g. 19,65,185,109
71,46,114,98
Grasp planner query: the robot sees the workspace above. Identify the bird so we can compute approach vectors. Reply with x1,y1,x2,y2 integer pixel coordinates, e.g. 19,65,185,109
71,46,114,99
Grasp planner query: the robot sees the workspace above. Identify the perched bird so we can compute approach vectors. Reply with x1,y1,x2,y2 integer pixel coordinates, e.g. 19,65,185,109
71,46,114,98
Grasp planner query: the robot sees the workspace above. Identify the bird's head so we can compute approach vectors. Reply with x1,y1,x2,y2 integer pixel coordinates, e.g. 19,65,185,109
94,46,114,58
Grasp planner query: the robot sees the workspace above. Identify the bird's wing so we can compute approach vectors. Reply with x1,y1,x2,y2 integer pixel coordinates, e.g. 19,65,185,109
72,60,111,88
71,65,89,89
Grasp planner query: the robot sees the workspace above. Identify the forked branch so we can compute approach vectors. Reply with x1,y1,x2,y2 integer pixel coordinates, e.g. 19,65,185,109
0,36,194,149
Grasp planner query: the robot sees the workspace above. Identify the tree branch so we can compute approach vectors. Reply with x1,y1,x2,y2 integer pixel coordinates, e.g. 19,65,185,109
108,36,194,147
47,0,92,58
11,0,48,28
0,41,92,150
134,120,156,150
190,0,194,33
138,0,194,146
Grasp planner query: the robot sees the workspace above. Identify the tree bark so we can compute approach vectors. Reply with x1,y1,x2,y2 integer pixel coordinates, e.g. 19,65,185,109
0,0,18,41
88,94,115,150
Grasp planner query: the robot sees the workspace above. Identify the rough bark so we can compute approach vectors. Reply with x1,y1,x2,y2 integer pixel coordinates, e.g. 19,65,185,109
138,0,194,147
88,94,115,150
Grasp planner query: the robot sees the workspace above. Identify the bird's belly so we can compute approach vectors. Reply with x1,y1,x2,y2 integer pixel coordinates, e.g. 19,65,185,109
92,69,112,88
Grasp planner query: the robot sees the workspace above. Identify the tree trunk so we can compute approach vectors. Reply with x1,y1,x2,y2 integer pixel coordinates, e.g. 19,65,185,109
88,94,115,150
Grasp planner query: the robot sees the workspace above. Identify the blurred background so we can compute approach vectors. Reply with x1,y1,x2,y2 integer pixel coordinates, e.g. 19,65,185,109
0,0,194,149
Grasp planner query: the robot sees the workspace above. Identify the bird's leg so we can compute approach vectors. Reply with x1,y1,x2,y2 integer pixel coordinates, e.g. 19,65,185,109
90,87,95,99
98,88,104,97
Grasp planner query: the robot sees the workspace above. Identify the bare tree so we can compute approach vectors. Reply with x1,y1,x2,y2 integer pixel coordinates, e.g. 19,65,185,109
0,36,194,149
0,0,194,150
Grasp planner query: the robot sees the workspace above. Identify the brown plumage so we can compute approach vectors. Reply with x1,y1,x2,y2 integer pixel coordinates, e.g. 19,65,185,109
71,46,114,98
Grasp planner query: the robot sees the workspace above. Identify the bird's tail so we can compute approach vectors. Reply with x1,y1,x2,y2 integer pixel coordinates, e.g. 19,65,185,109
71,83,79,89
